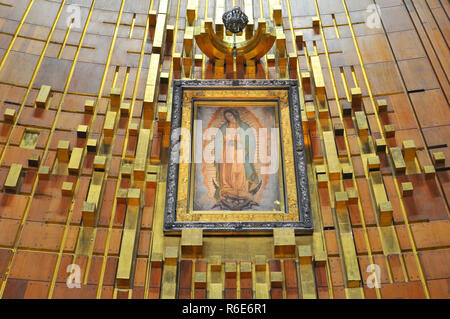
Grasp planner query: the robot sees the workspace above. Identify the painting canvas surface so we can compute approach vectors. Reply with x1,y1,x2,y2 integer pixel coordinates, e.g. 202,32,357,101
192,105,283,212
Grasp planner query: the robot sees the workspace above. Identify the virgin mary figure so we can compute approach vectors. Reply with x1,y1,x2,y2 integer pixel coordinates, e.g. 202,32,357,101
212,109,262,210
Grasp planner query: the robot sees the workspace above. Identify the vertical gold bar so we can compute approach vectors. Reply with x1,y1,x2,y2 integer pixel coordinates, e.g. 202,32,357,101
215,0,225,39
116,204,141,288
134,129,151,181
187,0,197,25
323,131,341,180
311,56,325,102
153,14,167,54
68,147,83,174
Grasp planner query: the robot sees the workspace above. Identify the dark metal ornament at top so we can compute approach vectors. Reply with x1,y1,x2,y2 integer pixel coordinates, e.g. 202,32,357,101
222,7,249,58
222,6,249,34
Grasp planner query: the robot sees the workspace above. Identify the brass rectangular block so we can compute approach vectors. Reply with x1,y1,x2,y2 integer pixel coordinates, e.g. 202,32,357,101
61,181,74,196
401,182,413,197
355,111,368,136
378,201,393,226
295,31,303,50
82,201,96,227
384,124,395,138
318,107,328,119
5,164,22,192
84,99,95,113
117,188,128,203
186,0,197,25
305,102,315,120
376,138,387,153
273,5,282,25
402,140,416,161
333,121,344,136
57,140,70,162
240,261,252,278
323,131,341,180
134,129,151,181
273,228,296,258
103,111,117,137
184,26,194,54
342,164,353,179
376,99,388,112
120,164,132,178
120,103,130,117
315,165,326,175
267,54,275,67
351,87,362,108
151,253,163,268
160,71,170,83
194,272,206,288
38,166,50,179
127,188,141,206
93,155,106,171
153,14,167,54
68,147,83,174
128,122,139,136
317,173,329,187
341,100,352,116
77,125,88,138
424,165,436,178
116,205,140,289
166,25,174,42
164,246,178,265
335,191,349,209
367,156,381,171
210,256,222,272
172,52,181,71
245,23,254,40
215,22,224,39
35,85,51,108
4,108,16,122
311,56,325,102
312,16,320,28
255,255,266,271
181,228,203,258
28,153,41,168
86,138,97,153
347,189,359,204
301,72,311,93
224,262,237,278
270,271,283,287
146,173,157,188
390,147,406,173
110,87,121,110
84,172,105,226
194,54,203,66
298,245,312,264
433,152,445,165
149,10,157,26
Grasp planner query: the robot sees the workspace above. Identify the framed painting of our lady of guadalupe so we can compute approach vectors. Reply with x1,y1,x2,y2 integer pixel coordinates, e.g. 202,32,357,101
164,80,313,234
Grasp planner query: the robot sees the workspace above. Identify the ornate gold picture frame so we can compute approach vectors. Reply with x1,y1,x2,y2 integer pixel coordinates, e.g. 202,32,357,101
164,80,312,234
